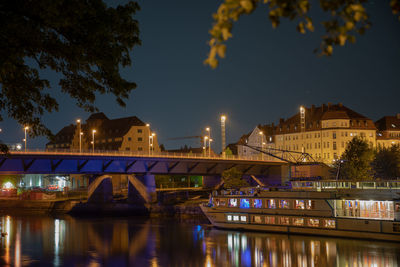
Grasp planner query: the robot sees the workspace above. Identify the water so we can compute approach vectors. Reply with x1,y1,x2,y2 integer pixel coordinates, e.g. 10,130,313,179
0,215,399,267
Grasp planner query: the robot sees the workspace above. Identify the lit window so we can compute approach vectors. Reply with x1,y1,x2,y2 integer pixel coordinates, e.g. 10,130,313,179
240,216,247,222
292,218,304,226
227,215,232,221
253,199,262,208
267,199,276,209
324,219,335,228
306,200,313,209
240,199,250,208
228,199,237,207
280,200,290,209
254,216,262,223
265,216,275,224
233,215,239,221
295,200,305,209
308,218,320,227
279,217,290,225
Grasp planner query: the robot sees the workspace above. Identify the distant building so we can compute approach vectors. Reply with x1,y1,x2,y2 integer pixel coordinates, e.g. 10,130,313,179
375,114,400,148
46,112,160,153
237,103,377,164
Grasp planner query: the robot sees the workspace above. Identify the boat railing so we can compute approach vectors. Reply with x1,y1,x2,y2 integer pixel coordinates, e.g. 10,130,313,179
291,180,400,191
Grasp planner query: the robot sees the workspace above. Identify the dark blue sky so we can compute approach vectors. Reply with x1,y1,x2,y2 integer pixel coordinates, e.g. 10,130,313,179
1,0,399,152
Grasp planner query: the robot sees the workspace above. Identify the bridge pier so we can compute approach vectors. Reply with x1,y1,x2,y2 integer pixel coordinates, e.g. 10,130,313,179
128,174,156,204
87,175,113,203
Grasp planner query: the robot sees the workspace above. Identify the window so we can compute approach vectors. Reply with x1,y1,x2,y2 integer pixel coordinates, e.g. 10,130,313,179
327,142,329,148
138,147,143,151
333,132,336,139
227,215,232,221
253,199,262,208
324,219,335,228
240,199,250,208
125,147,130,151
295,200,305,209
233,215,239,221
280,200,290,209
394,223,400,232
138,137,143,142
308,218,320,227
254,216,262,223
267,199,276,209
292,218,304,226
341,141,344,148
265,216,276,224
228,199,237,207
279,216,290,225
333,142,337,150
240,216,247,222
128,137,132,141
137,129,142,133
306,200,314,209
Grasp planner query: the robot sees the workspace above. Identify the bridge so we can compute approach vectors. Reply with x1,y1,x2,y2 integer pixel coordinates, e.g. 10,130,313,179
0,150,287,204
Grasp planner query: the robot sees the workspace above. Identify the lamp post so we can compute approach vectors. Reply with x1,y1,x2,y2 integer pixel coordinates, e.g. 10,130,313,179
204,136,208,157
149,132,155,155
146,124,151,155
259,131,264,160
24,126,29,152
76,119,81,152
221,115,226,157
206,127,211,156
92,129,96,152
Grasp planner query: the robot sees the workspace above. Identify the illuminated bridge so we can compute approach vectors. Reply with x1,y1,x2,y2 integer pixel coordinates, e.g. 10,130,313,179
0,150,287,203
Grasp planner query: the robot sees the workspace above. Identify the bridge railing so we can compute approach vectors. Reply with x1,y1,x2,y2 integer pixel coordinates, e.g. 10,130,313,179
9,149,284,163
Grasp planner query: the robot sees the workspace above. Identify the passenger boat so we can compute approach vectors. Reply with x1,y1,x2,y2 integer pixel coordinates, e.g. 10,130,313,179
200,180,400,241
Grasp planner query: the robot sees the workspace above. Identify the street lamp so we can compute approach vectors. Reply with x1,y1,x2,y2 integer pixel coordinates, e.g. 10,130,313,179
149,132,156,155
259,131,264,160
204,136,208,157
221,115,226,157
92,129,96,152
24,126,29,152
76,119,81,152
206,127,211,156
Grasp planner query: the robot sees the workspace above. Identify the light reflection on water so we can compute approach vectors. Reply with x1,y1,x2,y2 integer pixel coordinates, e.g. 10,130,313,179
0,215,399,267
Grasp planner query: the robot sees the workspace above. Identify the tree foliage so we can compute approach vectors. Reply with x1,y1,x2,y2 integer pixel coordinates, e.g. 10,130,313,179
373,145,400,180
0,0,141,137
205,0,400,68
339,136,374,180
221,167,249,189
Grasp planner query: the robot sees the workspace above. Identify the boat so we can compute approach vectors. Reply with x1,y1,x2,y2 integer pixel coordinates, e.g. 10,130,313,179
200,180,400,241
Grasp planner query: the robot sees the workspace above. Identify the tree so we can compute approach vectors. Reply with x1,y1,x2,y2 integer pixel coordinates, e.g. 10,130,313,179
0,1,141,139
205,0,400,68
339,136,374,180
221,167,249,189
225,147,233,157
373,145,400,180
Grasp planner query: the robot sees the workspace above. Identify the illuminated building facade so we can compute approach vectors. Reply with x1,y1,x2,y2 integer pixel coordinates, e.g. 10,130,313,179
375,114,400,148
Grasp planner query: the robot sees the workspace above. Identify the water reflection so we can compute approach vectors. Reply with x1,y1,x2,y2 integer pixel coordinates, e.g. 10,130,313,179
0,215,399,266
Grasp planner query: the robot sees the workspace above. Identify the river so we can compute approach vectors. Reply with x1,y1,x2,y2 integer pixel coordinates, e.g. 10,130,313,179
0,215,399,266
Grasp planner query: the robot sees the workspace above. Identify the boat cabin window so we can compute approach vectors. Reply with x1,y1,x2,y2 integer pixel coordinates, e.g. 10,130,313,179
280,200,290,209
227,215,232,221
240,199,250,208
306,200,314,209
394,223,400,232
324,219,335,228
279,216,290,225
233,215,239,221
292,218,304,226
308,218,320,227
253,199,263,208
267,199,276,209
240,216,247,222
335,200,394,220
228,199,237,207
253,215,262,223
396,203,400,212
219,200,226,206
295,200,305,209
265,216,275,224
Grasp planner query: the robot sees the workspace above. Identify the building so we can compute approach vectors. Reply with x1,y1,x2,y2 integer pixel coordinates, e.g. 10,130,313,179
237,125,275,158
238,103,377,164
375,114,400,148
47,112,160,153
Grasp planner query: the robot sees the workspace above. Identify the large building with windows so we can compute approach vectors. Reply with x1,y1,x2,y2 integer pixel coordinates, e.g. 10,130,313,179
46,112,160,153
238,103,377,164
375,114,400,148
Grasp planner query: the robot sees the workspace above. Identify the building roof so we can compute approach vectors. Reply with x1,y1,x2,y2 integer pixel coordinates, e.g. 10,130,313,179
276,103,376,134
375,115,400,131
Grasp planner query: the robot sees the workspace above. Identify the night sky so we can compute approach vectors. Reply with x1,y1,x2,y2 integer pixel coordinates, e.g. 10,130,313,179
1,0,399,152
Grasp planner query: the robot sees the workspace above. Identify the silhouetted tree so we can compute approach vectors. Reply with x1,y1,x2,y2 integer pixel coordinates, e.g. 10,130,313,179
222,167,249,189
373,145,400,180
